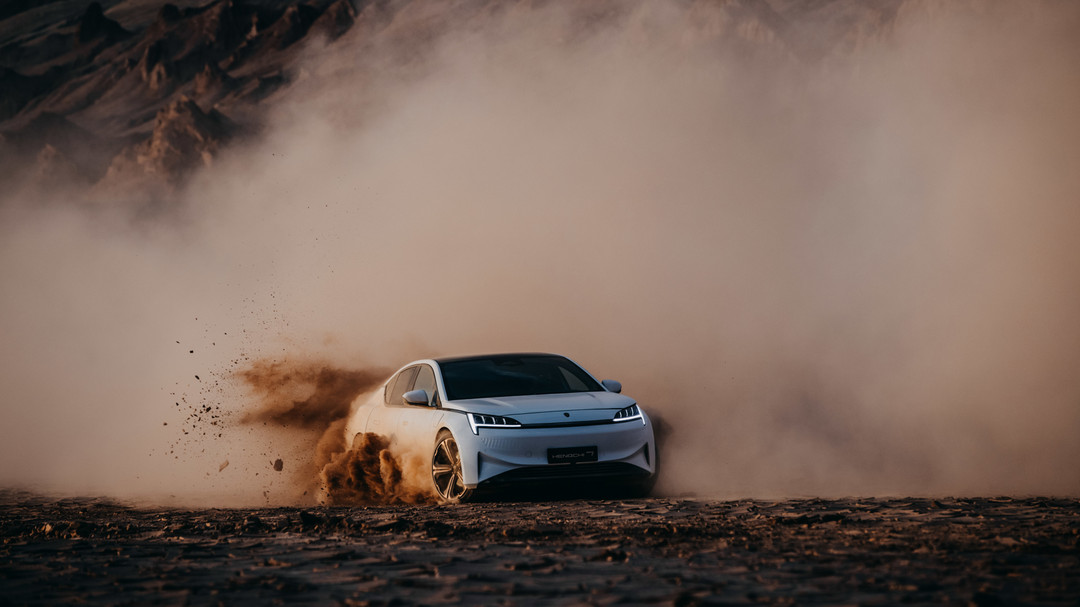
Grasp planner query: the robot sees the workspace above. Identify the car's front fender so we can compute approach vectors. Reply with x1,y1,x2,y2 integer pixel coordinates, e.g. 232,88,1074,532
432,410,483,488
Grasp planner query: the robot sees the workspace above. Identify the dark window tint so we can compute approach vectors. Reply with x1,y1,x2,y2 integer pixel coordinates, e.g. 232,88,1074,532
388,366,419,406
440,355,602,400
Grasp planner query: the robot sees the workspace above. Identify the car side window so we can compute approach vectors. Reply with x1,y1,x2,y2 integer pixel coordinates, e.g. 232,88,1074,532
388,366,419,406
413,365,438,405
384,372,401,404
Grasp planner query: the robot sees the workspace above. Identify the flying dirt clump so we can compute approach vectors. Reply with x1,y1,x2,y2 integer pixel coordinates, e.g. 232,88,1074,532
319,432,436,506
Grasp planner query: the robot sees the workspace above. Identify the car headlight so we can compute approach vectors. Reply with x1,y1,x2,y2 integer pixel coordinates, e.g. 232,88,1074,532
612,403,645,425
468,413,522,434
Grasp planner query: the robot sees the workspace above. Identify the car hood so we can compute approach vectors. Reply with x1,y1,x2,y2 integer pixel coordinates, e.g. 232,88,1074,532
444,391,635,416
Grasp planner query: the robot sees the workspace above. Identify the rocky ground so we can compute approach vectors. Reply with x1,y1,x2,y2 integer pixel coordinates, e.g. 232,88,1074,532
1,491,1077,605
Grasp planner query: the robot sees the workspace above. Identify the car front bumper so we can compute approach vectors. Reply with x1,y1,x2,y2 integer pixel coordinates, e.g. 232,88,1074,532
454,415,656,487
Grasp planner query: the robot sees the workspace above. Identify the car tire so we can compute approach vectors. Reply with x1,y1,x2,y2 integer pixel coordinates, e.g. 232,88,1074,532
431,429,474,503
623,474,656,498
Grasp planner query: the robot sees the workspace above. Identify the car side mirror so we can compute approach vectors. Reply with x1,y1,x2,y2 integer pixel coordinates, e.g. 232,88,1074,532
601,379,622,394
402,389,430,406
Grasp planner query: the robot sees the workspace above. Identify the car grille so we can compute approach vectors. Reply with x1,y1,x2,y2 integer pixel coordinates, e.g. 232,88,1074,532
519,419,614,429
484,462,649,484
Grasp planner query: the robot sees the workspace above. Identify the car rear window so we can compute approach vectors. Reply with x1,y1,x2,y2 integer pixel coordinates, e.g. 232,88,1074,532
440,355,602,400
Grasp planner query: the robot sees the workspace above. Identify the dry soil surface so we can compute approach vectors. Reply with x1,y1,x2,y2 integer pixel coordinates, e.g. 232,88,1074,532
1,492,1078,606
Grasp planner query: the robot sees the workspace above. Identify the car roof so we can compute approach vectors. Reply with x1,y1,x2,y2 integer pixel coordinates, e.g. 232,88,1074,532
432,352,565,365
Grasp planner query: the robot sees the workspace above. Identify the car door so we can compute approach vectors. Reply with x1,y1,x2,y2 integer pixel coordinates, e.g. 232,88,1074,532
367,366,418,439
391,363,442,445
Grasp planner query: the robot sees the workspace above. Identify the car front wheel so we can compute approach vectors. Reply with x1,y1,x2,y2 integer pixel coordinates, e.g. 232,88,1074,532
431,430,473,503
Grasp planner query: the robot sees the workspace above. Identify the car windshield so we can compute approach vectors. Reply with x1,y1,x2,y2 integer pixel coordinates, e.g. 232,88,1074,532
439,355,603,400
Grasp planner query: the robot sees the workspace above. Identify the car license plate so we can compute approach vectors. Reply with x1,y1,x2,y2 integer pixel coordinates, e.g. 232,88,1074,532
547,446,598,464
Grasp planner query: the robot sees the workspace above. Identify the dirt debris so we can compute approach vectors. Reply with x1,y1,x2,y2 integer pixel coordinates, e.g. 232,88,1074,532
319,433,436,506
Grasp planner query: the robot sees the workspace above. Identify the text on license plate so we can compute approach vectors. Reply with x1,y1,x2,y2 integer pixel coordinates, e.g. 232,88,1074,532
547,446,598,464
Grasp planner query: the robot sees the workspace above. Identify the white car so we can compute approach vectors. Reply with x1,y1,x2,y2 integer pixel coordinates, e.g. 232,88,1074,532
344,353,657,502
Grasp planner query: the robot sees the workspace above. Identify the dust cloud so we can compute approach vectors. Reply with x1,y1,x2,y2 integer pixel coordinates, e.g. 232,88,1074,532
233,357,433,504
236,359,385,429
2,0,1079,503
232,357,389,501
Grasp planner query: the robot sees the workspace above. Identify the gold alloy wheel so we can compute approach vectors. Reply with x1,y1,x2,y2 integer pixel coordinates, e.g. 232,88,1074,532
431,432,468,501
